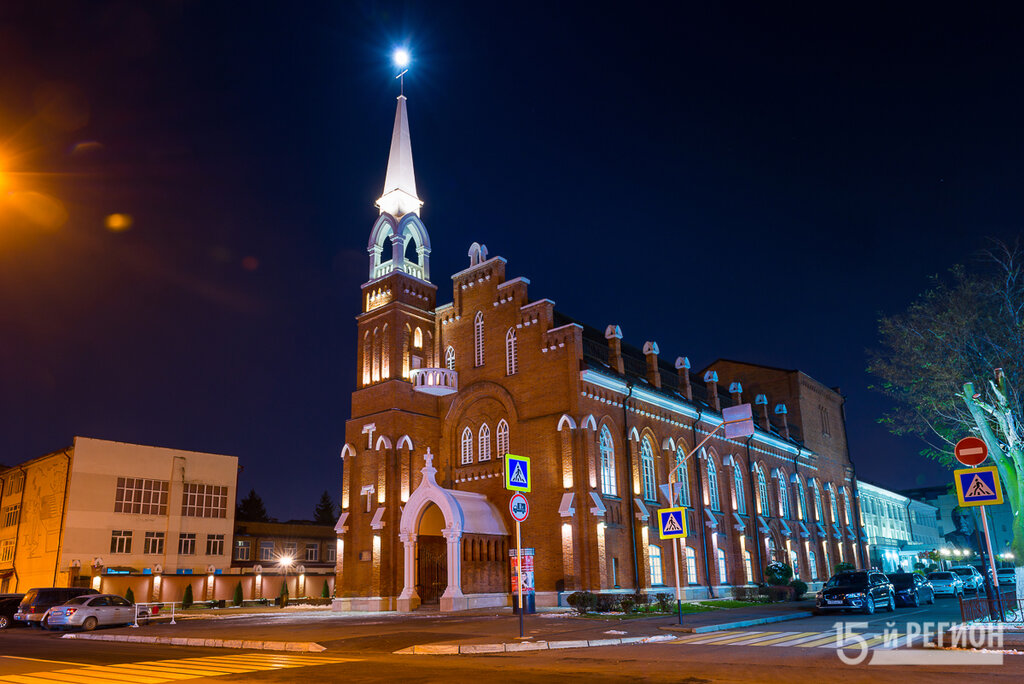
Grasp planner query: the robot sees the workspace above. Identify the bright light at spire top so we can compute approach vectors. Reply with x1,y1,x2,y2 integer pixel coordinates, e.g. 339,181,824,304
393,48,410,69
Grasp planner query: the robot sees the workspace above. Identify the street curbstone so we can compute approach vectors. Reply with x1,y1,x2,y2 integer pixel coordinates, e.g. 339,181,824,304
504,641,549,652
587,638,621,647
547,640,589,650
171,637,189,646
412,644,460,655
459,643,505,654
262,641,288,651
242,640,264,650
186,638,205,647
661,611,814,634
222,640,243,649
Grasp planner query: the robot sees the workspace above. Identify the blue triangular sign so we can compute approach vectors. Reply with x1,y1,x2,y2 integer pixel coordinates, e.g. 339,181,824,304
510,462,527,486
663,512,683,533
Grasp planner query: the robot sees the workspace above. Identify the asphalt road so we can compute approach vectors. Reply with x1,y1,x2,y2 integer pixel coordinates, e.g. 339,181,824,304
0,598,1020,683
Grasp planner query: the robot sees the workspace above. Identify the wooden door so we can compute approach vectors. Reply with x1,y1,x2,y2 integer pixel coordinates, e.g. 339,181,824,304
417,536,447,603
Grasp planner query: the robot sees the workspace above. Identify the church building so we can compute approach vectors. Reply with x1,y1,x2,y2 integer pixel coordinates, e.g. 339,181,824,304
332,95,867,612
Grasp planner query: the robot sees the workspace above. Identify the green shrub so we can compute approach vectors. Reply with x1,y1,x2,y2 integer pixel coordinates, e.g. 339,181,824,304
789,579,808,599
279,582,289,608
834,562,855,574
566,591,598,614
619,596,636,613
764,562,793,586
182,584,194,609
655,593,673,612
321,580,330,599
732,586,770,602
125,587,135,604
233,581,243,607
767,585,795,602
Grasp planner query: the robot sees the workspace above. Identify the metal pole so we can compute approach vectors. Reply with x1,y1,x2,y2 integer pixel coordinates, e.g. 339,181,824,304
516,520,524,639
979,505,1004,621
672,537,682,625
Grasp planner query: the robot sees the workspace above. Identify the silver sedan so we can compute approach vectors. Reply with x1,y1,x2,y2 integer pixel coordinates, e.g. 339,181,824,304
46,594,142,631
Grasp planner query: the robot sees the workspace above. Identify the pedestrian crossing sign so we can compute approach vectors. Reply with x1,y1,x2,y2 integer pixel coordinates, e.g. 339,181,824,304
505,454,531,492
954,466,1003,507
657,506,688,539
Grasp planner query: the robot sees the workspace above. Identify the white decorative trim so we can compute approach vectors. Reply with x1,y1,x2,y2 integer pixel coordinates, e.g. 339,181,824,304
557,414,577,431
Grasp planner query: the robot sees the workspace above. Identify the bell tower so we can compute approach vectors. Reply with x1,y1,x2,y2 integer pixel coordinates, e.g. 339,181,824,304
357,95,437,388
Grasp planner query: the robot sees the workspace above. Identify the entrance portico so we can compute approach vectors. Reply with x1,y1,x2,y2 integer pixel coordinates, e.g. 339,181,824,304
398,449,508,612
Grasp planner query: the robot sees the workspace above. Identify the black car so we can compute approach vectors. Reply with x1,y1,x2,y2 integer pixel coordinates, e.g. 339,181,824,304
14,587,99,629
0,593,25,629
814,570,895,614
887,572,935,607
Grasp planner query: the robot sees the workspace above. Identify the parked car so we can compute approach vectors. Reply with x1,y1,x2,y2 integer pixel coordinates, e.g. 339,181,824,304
815,570,895,614
887,572,935,607
926,571,965,597
46,594,142,631
949,565,985,592
14,587,98,628
0,594,26,629
996,568,1017,587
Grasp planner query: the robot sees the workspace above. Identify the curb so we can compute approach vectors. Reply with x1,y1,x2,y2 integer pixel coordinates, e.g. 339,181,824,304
659,611,814,634
61,633,326,652
394,634,675,655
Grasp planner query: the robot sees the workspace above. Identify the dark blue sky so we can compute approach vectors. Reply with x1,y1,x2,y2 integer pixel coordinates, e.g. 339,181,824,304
2,2,1022,520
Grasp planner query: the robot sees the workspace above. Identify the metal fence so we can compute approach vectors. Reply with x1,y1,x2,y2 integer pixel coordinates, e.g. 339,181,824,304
959,590,1022,623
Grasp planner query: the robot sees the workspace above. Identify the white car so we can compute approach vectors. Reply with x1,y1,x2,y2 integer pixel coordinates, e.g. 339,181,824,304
949,565,984,592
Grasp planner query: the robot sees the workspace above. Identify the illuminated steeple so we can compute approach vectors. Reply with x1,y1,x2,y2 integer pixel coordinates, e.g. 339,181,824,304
376,95,422,218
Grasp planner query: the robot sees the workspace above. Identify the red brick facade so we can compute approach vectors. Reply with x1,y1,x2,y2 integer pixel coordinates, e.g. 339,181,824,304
333,98,864,612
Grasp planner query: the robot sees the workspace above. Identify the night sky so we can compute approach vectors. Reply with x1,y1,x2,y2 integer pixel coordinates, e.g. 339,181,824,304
2,2,1022,521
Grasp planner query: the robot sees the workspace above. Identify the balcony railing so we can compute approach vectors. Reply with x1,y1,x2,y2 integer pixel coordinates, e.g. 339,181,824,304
409,368,458,396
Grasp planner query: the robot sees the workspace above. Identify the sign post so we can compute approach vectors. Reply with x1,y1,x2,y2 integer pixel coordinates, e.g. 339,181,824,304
509,492,529,638
506,456,532,639
657,506,688,625
954,463,1004,619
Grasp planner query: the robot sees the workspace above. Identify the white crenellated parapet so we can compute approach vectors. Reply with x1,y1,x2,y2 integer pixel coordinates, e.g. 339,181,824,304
409,367,458,396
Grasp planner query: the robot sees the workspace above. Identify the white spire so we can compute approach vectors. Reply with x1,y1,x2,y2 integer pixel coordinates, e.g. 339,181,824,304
376,95,423,218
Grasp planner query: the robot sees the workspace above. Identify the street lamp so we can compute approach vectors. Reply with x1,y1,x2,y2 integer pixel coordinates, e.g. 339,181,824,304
278,555,293,606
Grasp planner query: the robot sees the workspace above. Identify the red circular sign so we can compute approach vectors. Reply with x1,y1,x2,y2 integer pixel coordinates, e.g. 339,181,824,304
509,493,529,522
955,436,988,467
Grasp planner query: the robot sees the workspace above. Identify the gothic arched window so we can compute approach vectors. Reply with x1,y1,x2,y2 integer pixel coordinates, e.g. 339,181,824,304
734,463,746,514
461,427,473,465
757,466,769,516
505,328,518,376
478,424,491,462
445,346,455,370
675,447,690,506
497,420,509,458
706,454,720,512
599,426,616,496
474,312,484,367
778,475,789,518
641,438,656,501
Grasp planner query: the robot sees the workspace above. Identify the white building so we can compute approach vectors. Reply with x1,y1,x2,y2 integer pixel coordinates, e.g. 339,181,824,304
858,481,940,573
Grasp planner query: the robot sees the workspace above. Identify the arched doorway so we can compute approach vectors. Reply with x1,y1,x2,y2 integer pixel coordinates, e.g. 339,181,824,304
417,503,447,605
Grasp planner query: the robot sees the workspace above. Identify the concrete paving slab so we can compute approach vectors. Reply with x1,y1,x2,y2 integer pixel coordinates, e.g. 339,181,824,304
504,641,549,652
460,643,505,654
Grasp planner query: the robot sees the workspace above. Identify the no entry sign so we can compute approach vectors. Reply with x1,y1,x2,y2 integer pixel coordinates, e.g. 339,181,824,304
954,436,988,467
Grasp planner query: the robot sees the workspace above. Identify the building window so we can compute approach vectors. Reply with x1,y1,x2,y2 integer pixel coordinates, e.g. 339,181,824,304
757,467,769,516
743,550,753,584
474,311,484,367
685,546,698,584
716,548,727,584
649,545,663,585
844,490,853,525
260,541,275,561
778,476,789,518
505,328,518,375
675,448,690,506
234,540,251,561
114,477,169,516
413,327,423,348
478,424,492,462
461,427,474,465
791,550,800,579
326,545,337,563
497,420,509,458
305,543,319,562
0,539,13,563
822,545,831,577
733,463,746,514
641,438,656,501
813,481,824,521
706,456,720,512
795,478,806,520
1,504,19,528
829,487,839,523
181,483,228,519
820,405,831,437
599,426,617,497
445,346,455,370
808,550,818,580
767,537,777,563
178,533,196,555
144,532,165,555
362,331,371,384
3,472,24,496
284,542,298,559
206,534,225,556
110,530,132,554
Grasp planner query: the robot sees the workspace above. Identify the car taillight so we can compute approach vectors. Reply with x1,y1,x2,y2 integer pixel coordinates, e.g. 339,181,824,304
65,608,77,616
28,606,37,614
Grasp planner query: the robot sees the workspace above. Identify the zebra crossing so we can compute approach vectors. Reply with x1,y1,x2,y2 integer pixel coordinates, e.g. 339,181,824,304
0,652,359,684
668,628,922,651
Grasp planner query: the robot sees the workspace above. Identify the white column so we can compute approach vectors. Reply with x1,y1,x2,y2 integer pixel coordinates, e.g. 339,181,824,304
440,527,465,611
397,533,420,612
